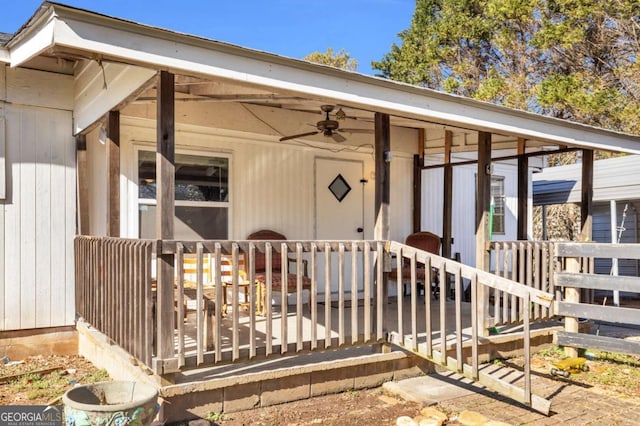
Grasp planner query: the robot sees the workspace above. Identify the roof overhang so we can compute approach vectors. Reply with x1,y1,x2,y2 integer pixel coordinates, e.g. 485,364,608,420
0,48,9,63
6,2,640,154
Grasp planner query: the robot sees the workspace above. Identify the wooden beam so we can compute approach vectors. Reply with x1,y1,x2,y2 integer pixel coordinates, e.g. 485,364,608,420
580,149,594,241
557,302,640,326
442,130,453,258
556,272,640,292
476,132,491,335
421,147,581,170
76,134,89,235
412,128,425,233
517,138,528,241
557,331,640,356
556,242,640,259
476,132,491,271
563,257,581,358
374,112,391,241
374,112,391,340
106,110,120,237
155,70,176,369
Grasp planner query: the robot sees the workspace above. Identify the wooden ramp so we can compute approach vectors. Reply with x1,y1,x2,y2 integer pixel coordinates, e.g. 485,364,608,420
388,333,551,415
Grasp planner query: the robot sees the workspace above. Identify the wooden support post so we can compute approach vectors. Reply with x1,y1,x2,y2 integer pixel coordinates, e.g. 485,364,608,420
76,134,89,235
442,130,453,259
564,257,580,358
374,112,391,241
476,131,491,335
374,112,391,344
413,128,425,233
155,71,177,377
579,149,594,304
517,138,528,241
106,110,120,237
580,149,594,242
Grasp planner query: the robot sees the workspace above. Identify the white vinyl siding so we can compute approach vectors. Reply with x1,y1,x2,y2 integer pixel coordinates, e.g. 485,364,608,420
0,67,75,331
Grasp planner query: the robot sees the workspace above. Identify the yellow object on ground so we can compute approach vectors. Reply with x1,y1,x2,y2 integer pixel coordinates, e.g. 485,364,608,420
550,357,589,377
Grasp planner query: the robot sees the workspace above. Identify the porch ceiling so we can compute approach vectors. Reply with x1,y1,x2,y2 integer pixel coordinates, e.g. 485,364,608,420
128,75,551,156
6,2,640,157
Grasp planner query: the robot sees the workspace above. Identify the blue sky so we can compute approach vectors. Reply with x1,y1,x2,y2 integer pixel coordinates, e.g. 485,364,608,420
2,0,415,75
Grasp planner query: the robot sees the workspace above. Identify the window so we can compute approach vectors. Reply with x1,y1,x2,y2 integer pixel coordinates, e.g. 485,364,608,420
138,151,229,240
490,176,505,235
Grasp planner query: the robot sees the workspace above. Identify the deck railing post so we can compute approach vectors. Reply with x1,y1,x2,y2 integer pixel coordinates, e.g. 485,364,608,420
563,256,580,358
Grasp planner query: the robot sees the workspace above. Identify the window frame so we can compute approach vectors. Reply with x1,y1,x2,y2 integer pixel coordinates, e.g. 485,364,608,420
135,147,232,239
490,175,506,236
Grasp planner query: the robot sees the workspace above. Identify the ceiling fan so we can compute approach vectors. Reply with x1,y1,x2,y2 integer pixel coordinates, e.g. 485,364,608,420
279,105,372,143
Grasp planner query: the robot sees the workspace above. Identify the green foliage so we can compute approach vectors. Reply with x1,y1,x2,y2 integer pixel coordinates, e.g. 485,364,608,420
206,411,226,422
304,47,358,71
373,0,640,135
7,368,110,403
537,345,566,359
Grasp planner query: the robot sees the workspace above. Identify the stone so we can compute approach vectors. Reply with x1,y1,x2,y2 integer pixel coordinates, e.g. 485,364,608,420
420,407,448,423
396,415,418,426
415,415,443,426
378,395,400,405
458,410,489,426
485,421,512,426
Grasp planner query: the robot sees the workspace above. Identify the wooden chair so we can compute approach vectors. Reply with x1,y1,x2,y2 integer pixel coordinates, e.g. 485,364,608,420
247,229,311,314
220,254,253,315
152,254,216,349
390,231,441,299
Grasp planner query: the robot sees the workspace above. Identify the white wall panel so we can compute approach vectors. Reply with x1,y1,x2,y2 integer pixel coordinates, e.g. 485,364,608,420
421,168,444,237
118,117,400,242
390,154,414,242
2,105,75,331
7,68,74,110
422,157,526,268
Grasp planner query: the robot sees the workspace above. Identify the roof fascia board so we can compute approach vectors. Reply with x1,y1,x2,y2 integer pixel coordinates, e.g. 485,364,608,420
42,5,640,154
0,48,9,63
8,9,58,67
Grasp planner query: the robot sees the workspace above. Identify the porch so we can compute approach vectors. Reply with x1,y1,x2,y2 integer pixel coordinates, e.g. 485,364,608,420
75,235,559,420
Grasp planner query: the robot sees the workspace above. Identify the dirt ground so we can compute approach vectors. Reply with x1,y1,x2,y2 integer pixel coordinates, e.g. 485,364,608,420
1,347,639,425
215,389,424,426
0,355,109,406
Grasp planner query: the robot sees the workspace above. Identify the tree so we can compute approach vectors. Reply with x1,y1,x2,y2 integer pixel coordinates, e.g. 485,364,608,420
374,1,640,241
373,0,640,134
304,47,358,71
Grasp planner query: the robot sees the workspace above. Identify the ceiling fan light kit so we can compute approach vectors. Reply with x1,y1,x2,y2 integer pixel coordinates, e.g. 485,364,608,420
279,105,370,143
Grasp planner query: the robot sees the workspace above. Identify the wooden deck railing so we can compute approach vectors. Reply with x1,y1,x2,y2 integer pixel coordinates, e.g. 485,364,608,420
554,242,640,358
75,236,388,370
75,236,155,367
158,240,388,368
489,241,596,327
488,241,557,325
388,241,553,414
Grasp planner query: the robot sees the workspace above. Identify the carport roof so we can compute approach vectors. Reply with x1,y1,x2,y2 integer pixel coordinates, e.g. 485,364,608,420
533,155,640,206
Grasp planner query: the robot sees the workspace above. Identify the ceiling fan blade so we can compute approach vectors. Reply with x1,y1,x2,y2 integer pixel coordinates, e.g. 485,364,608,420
331,132,347,143
338,128,374,134
279,131,319,142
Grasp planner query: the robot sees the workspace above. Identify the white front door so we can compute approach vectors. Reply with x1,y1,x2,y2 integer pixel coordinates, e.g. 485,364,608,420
315,158,364,240
315,158,365,299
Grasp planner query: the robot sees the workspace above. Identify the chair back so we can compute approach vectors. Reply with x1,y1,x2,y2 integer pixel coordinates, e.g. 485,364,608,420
182,254,212,284
247,229,287,272
220,255,248,283
405,232,441,260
